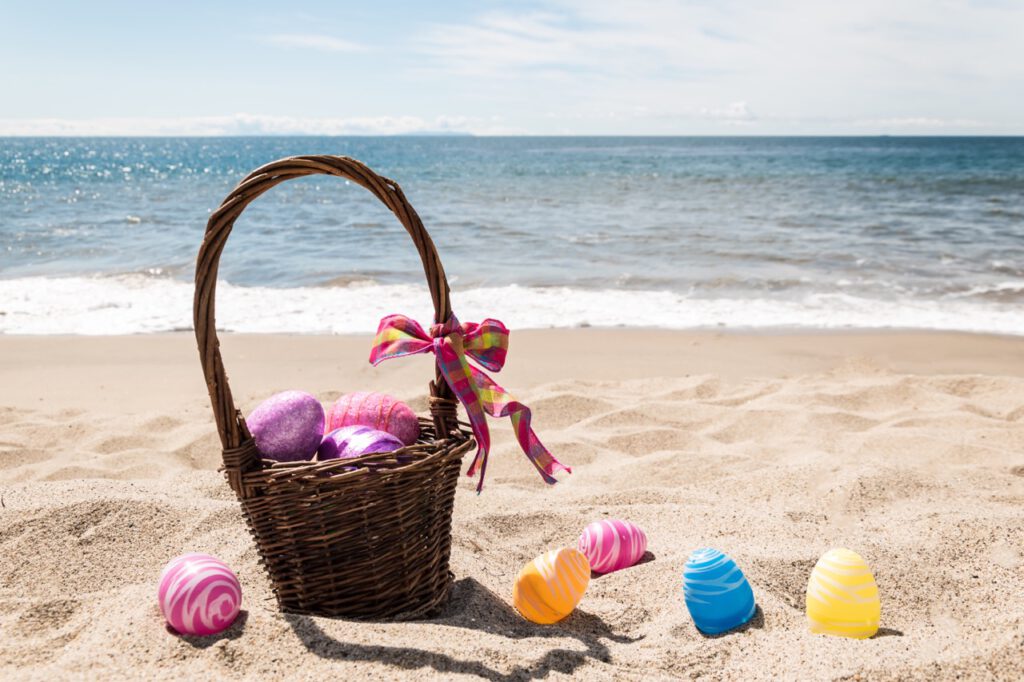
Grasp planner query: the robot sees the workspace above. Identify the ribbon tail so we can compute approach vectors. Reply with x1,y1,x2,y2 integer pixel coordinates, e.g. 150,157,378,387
464,420,491,493
467,365,570,490
508,406,571,484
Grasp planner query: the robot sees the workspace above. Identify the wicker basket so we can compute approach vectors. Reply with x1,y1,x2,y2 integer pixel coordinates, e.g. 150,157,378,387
193,155,475,620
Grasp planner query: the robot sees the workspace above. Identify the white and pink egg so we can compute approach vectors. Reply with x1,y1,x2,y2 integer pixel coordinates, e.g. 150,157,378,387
158,553,241,636
577,519,648,574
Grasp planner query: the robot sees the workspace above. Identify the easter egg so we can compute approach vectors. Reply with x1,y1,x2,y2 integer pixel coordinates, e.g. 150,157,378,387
683,548,756,634
247,390,325,462
512,548,590,625
326,392,420,446
158,553,241,636
318,425,404,460
806,548,880,639
578,519,647,574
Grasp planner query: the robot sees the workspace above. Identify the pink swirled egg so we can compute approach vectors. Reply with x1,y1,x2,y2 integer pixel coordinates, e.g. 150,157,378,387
318,425,404,460
158,553,242,636
326,392,420,445
578,519,648,574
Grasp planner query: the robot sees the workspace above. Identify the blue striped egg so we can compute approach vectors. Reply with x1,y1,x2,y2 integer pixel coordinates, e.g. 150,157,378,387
683,548,756,634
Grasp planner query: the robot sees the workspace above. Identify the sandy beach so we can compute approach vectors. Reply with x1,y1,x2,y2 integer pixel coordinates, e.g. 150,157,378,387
1,329,1022,680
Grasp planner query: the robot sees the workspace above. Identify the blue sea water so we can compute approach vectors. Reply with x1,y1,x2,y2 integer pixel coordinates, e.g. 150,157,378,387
1,136,1022,334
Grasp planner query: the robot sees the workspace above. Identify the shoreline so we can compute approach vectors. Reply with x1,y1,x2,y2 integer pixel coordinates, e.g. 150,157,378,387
2,329,1023,412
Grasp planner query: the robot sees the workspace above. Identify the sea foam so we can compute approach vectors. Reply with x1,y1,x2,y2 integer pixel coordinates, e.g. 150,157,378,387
0,275,1020,336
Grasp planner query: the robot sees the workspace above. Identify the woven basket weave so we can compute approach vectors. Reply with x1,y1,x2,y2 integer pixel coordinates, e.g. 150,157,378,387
194,155,475,619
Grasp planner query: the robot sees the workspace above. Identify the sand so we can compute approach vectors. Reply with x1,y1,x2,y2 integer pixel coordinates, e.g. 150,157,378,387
1,330,1023,680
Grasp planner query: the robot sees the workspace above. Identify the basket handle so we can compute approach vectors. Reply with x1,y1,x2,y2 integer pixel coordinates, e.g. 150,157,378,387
194,155,458,489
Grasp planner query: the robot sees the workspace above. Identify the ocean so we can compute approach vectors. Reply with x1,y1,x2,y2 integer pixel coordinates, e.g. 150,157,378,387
1,136,1022,335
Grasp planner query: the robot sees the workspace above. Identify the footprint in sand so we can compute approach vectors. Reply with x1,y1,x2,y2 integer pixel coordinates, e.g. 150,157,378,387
587,407,666,430
656,377,722,401
529,393,615,429
172,431,226,470
607,428,696,455
803,411,879,432
812,378,920,412
704,382,782,407
540,440,599,466
4,597,89,664
94,434,151,454
0,446,49,471
706,410,790,445
471,510,577,544
141,415,185,432
746,558,816,611
15,599,81,634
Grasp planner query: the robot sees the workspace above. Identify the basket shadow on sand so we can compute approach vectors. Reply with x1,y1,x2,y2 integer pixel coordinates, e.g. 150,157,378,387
284,578,641,681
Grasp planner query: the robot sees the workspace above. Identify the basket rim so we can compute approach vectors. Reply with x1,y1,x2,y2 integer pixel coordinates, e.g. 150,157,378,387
248,430,474,486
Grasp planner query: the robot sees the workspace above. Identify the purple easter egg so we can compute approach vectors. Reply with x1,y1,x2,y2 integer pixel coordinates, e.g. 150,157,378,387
325,392,420,445
247,390,325,462
318,425,404,460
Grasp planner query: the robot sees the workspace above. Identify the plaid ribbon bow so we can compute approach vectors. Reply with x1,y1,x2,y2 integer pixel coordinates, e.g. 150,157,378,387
369,313,570,492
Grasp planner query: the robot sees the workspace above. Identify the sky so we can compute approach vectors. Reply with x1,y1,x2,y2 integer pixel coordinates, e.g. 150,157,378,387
1,0,1022,135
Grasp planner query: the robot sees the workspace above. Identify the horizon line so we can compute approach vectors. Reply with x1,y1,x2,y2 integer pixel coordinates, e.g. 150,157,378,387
3,133,1023,139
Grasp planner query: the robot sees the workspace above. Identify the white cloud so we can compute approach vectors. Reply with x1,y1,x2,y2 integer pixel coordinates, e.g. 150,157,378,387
700,101,755,123
0,114,515,136
412,0,1024,134
852,117,987,129
263,33,365,53
418,9,710,77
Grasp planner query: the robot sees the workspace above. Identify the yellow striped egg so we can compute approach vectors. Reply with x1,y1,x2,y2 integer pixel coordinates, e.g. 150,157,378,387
512,548,591,624
806,548,881,639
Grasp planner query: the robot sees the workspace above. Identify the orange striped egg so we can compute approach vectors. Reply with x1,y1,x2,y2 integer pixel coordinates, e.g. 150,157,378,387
512,548,591,624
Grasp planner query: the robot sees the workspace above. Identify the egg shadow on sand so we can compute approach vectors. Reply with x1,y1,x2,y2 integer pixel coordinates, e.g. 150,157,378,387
873,627,904,638
284,578,641,681
174,610,250,648
591,551,656,579
698,605,765,639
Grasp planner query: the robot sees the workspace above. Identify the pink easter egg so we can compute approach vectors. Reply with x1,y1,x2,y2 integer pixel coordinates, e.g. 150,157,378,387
318,425,404,460
578,519,648,574
325,392,420,446
158,553,241,636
